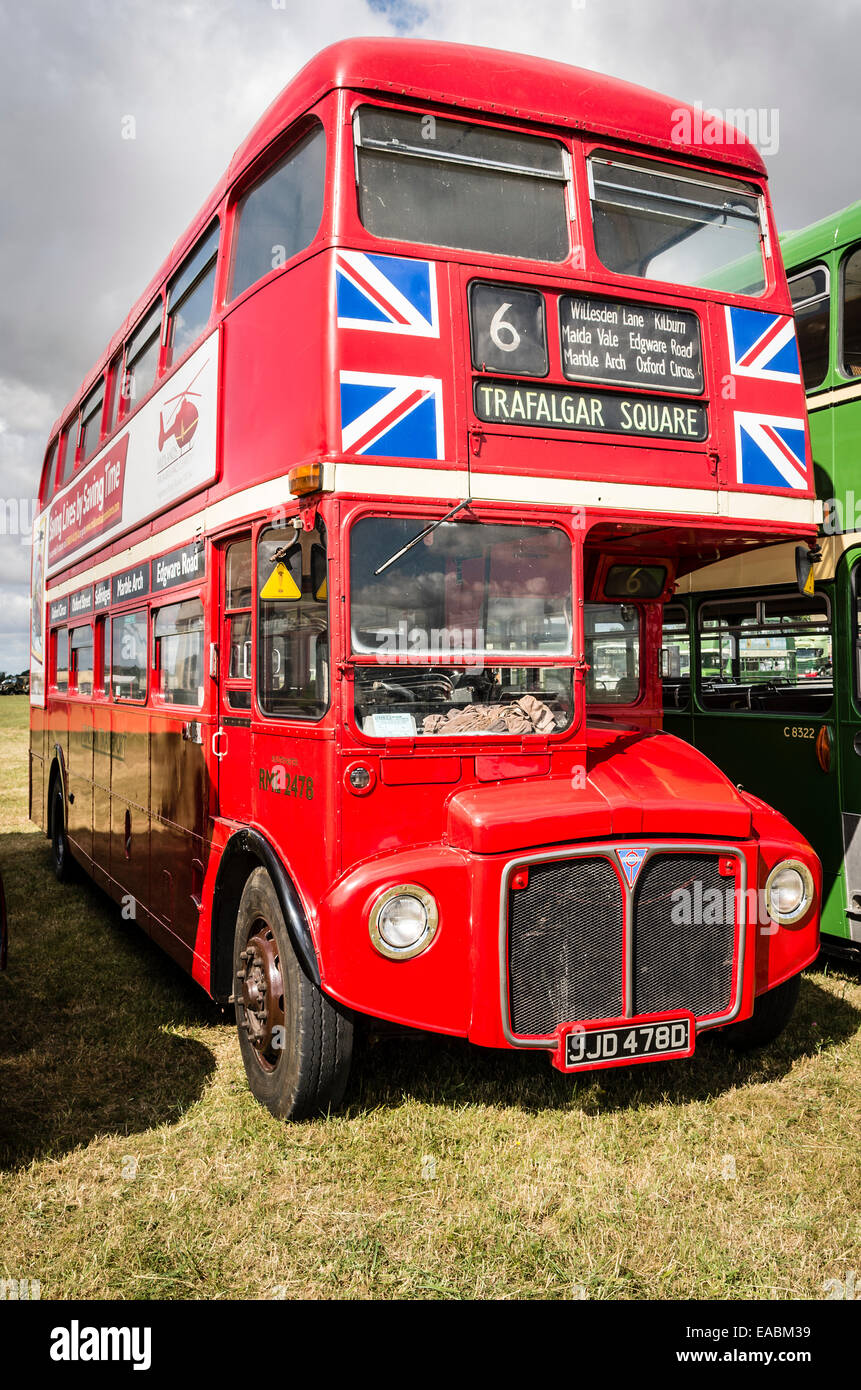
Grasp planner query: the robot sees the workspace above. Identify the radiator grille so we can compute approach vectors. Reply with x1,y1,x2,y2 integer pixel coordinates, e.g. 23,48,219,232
506,851,737,1036
632,855,735,1018
508,858,623,1035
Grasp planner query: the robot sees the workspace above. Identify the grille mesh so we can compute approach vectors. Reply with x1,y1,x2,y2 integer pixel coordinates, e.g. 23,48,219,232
633,855,735,1018
508,858,623,1035
506,852,737,1036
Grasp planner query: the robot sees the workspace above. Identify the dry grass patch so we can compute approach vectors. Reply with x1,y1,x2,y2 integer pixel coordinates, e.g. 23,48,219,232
0,696,859,1299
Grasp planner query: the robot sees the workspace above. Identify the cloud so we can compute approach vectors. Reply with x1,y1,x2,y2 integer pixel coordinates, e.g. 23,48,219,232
1,0,855,666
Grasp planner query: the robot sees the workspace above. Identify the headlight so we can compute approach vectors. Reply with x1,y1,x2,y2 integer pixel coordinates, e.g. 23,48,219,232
369,884,439,959
765,860,814,924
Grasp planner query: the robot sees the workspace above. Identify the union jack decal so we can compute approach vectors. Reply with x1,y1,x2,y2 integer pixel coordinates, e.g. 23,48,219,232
336,251,439,337
340,371,444,459
725,305,800,381
616,846,649,890
724,305,809,489
733,411,808,490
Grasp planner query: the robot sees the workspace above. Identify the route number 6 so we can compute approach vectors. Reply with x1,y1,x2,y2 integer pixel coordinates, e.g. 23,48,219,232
490,302,521,353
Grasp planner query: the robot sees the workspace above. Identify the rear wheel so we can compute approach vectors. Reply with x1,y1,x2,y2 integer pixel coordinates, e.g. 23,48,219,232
233,867,353,1120
722,973,801,1050
50,777,74,883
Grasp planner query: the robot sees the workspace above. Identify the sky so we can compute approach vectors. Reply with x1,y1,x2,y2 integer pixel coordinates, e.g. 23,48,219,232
1,0,857,672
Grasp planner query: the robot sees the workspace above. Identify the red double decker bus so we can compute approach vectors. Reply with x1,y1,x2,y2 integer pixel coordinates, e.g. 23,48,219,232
30,39,822,1119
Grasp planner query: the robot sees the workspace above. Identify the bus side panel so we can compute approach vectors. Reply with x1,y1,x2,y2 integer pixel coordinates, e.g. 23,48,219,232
150,711,211,955
29,710,47,831
220,255,329,499
66,698,94,860
109,710,150,917
250,728,336,934
92,704,112,880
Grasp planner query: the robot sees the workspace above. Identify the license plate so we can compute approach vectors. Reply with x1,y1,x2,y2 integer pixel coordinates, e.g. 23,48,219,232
553,1013,694,1073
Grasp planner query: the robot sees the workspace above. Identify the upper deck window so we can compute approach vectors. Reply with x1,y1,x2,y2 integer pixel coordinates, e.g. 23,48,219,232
588,152,766,295
788,265,829,390
354,106,569,263
841,246,861,379
229,125,326,301
123,302,163,412
60,418,79,487
79,383,105,463
166,221,219,364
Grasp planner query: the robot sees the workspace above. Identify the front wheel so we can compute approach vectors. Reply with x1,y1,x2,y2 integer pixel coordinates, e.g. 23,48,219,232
233,867,353,1121
721,973,801,1051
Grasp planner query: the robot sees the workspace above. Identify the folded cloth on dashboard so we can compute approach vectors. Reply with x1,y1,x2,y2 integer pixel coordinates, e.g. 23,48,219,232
422,695,557,736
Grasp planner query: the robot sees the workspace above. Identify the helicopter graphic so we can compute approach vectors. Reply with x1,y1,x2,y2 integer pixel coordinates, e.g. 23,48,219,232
157,359,209,458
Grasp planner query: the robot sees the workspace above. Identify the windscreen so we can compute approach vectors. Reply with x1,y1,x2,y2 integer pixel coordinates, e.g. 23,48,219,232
350,517,574,737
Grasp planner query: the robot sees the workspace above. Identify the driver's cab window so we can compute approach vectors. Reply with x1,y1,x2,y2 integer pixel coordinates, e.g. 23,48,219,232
256,521,329,719
585,604,641,704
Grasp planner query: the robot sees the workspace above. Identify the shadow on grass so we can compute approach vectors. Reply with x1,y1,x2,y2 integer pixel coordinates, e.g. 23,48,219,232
0,833,219,1169
343,972,861,1119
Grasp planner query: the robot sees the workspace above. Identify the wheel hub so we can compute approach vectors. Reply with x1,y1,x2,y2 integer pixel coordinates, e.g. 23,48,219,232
240,924,285,1070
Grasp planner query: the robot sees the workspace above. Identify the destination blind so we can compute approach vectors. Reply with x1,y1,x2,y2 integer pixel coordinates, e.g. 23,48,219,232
473,380,708,441
560,295,703,394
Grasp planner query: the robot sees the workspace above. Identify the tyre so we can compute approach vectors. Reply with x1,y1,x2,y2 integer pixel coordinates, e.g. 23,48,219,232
50,776,74,883
721,973,801,1051
232,866,353,1121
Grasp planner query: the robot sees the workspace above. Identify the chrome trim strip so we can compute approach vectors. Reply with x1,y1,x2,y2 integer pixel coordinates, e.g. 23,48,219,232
498,840,748,1050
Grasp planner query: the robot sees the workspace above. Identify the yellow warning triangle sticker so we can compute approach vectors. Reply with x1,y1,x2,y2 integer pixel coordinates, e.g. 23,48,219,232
315,578,327,601
803,566,815,596
260,562,301,601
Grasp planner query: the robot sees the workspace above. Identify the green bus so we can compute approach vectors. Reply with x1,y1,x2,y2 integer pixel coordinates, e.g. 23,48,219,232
664,201,861,959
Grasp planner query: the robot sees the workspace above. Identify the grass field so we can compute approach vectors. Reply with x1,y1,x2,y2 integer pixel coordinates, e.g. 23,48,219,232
0,694,859,1300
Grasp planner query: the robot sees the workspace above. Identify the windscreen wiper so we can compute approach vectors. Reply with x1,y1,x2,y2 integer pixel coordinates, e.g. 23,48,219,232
374,499,472,576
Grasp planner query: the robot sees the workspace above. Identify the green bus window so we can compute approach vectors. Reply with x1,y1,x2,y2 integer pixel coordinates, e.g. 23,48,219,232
699,593,831,714
661,603,690,709
841,247,861,379
257,521,329,720
585,603,640,705
788,265,829,390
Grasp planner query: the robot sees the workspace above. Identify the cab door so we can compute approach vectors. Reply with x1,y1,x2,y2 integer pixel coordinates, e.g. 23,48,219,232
216,533,253,822
834,547,861,945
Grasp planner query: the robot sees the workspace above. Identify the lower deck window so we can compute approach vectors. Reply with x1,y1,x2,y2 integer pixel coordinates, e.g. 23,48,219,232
112,610,148,701
257,523,329,720
70,625,94,696
154,599,204,706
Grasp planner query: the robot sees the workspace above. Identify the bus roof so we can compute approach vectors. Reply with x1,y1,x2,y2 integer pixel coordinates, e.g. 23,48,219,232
233,38,768,179
48,37,769,445
781,200,861,270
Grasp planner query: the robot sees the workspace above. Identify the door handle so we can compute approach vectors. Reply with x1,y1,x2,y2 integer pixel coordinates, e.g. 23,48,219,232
212,728,228,759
